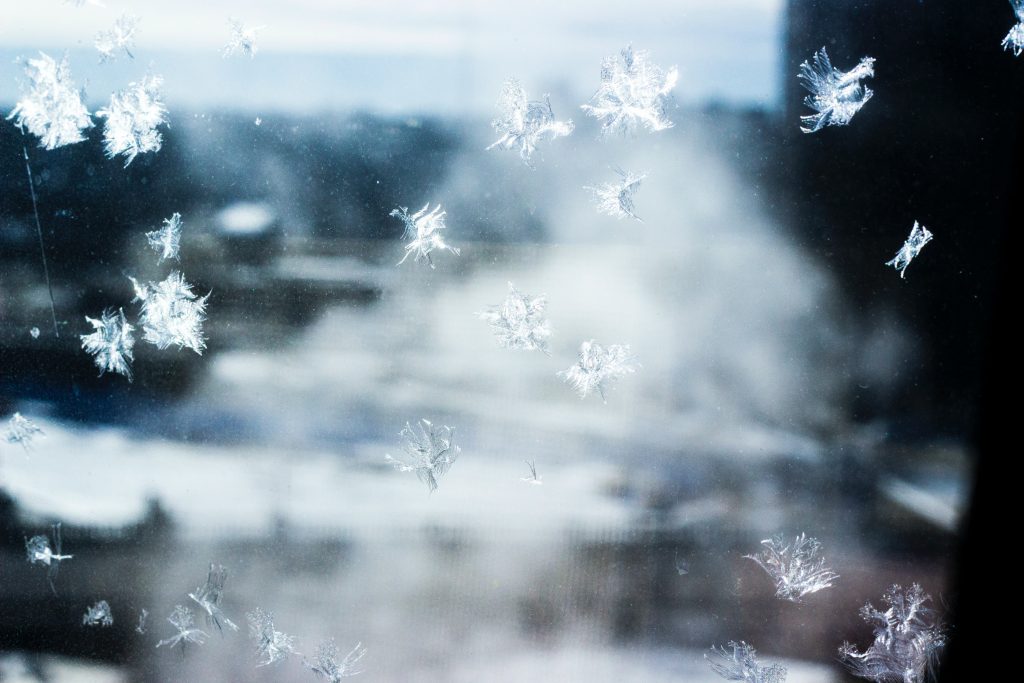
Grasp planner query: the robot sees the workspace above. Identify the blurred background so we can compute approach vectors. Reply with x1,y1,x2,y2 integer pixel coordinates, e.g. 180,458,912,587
0,1,1016,681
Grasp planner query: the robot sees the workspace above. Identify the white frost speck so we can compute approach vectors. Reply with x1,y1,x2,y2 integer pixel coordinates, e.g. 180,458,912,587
146,212,183,262
744,533,838,602
478,282,551,354
581,46,677,137
83,600,114,627
559,340,638,401
487,78,573,167
95,14,139,63
706,641,787,683
385,419,460,494
131,271,209,354
1004,1,1024,55
81,308,135,380
7,52,93,150
97,74,168,166
390,204,460,268
223,18,263,58
886,221,933,279
188,563,239,632
585,168,646,222
305,640,367,680
798,47,875,133
156,605,208,649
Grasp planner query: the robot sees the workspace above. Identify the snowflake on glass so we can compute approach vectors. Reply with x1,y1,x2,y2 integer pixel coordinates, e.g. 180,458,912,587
1004,2,1024,55
131,272,209,354
840,584,946,683
886,221,933,279
188,563,238,632
585,168,646,222
386,419,461,494
83,600,114,627
798,47,875,133
706,641,787,683
559,340,638,401
156,605,209,650
581,46,677,137
674,551,689,576
97,74,168,166
81,308,135,380
744,533,838,602
247,608,298,667
486,78,573,167
520,460,542,485
390,204,460,268
5,412,45,450
95,14,139,63
137,609,149,634
7,52,93,150
479,283,551,353
305,640,367,681
25,523,72,595
223,18,264,58
146,212,183,262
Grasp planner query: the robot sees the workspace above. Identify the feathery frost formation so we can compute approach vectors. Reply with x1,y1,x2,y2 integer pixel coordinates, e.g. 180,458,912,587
247,608,298,667
559,340,638,401
487,78,573,166
5,412,45,449
386,419,461,493
586,168,646,221
581,46,677,136
1004,1,1024,55
188,563,239,632
479,283,551,353
136,609,149,634
7,52,93,150
521,460,542,485
146,213,183,262
81,308,136,380
25,523,72,594
886,221,933,278
131,271,209,354
706,642,787,683
97,74,168,166
83,600,114,627
745,533,838,602
224,18,263,58
798,47,875,133
156,605,209,649
305,640,367,680
95,14,139,63
390,204,460,268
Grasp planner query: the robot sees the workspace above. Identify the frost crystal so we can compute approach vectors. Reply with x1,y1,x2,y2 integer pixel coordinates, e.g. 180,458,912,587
30,327,41,339
386,419,460,493
479,283,551,353
7,52,93,150
81,308,135,380
886,221,933,279
390,204,460,268
97,75,168,166
188,563,238,632
581,46,677,136
840,584,946,683
25,523,72,594
305,640,367,680
586,168,646,221
798,47,875,133
521,460,542,485
132,272,209,354
5,412,44,450
674,552,689,576
146,213,183,262
744,533,838,602
706,642,787,683
95,14,139,63
486,78,573,167
247,608,298,667
223,18,263,58
1004,2,1024,55
83,600,114,627
559,340,638,401
137,608,149,634
156,605,209,649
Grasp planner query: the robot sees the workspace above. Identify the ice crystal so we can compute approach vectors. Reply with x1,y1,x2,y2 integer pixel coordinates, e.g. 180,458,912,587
156,605,209,649
25,523,72,594
744,533,838,602
581,46,677,136
247,608,298,667
305,640,367,680
83,600,114,627
1004,2,1024,55
586,168,646,222
706,642,787,683
886,221,933,279
188,563,238,632
97,74,168,166
840,584,946,683
486,78,573,167
521,460,542,485
95,14,139,63
223,18,263,58
81,308,135,380
479,283,551,353
674,552,689,576
146,212,183,262
30,327,41,339
798,47,875,133
131,272,209,354
7,52,93,150
386,419,460,493
5,413,44,450
390,204,460,268
559,340,638,401
137,609,149,634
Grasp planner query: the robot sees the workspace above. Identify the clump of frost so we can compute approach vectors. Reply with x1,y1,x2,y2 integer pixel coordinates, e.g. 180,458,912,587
798,47,875,133
305,640,367,680
25,523,72,594
146,212,183,262
487,78,573,167
156,605,209,649
7,52,93,150
521,460,542,485
223,18,263,58
188,563,238,632
81,308,135,380
886,221,933,279
30,327,41,339
839,583,946,683
386,419,460,494
83,600,114,627
131,272,209,354
674,552,689,576
390,204,460,268
744,533,838,602
585,168,646,221
581,45,677,136
137,609,149,634
706,641,787,683
559,340,638,401
95,14,139,63
1004,1,1024,55
247,608,298,667
5,413,45,450
478,283,551,353
97,74,168,166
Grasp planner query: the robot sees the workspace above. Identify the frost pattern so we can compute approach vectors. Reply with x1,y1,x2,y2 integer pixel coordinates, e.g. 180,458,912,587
840,584,946,683
137,608,149,634
97,75,168,166
580,46,677,136
1004,1,1024,55
95,14,139,63
7,52,93,150
80,308,135,380
744,533,838,602
305,640,367,680
223,18,263,58
385,419,460,493
521,460,542,485
479,283,551,353
5,412,44,450
131,272,209,354
156,605,209,649
559,340,638,401
25,523,72,594
247,608,298,667
886,221,933,279
674,552,689,576
188,563,238,632
390,204,460,268
146,212,183,262
83,600,114,627
798,47,875,133
586,168,646,221
486,78,573,166
706,642,787,683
